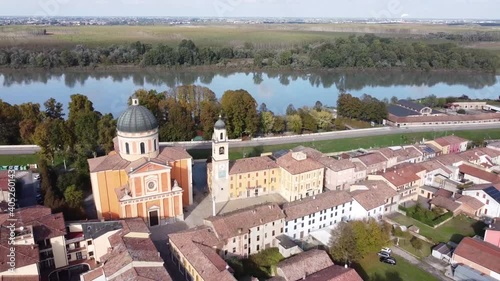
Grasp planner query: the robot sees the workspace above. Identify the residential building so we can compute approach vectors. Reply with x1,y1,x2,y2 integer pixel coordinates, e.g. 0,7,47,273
88,95,193,226
427,135,469,155
416,144,442,161
0,244,39,280
275,151,324,202
462,184,500,217
320,158,357,191
459,164,500,185
350,180,398,218
452,237,500,280
270,249,362,281
429,191,484,217
274,235,302,258
168,226,236,281
419,160,454,188
81,218,172,281
204,203,285,257
282,191,353,240
227,156,280,199
352,153,388,174
0,206,67,273
485,219,500,248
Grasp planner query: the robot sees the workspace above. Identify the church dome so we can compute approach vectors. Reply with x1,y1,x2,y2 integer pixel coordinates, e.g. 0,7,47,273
214,116,226,130
117,103,158,133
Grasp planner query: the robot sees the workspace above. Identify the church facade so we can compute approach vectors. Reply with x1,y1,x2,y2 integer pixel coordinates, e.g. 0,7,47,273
88,95,193,227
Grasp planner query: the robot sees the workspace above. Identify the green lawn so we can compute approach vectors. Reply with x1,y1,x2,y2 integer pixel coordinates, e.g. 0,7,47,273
355,254,440,281
395,237,433,259
0,154,39,166
389,214,485,244
190,128,500,160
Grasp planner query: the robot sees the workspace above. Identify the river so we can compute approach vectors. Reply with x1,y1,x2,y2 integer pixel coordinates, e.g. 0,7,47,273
1,69,499,117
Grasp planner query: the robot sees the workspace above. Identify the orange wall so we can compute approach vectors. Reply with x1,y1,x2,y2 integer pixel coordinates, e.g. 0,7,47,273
96,170,128,220
174,196,181,216
161,172,171,192
170,159,191,206
163,198,170,217
134,177,142,197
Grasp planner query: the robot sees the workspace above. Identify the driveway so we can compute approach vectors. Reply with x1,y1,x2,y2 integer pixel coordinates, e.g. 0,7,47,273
391,247,452,281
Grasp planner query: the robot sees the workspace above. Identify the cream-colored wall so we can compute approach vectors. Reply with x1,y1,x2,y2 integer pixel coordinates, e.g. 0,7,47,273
94,229,120,262
51,236,68,269
325,168,355,190
248,219,284,255
279,169,323,202
229,167,280,199
118,129,159,161
0,264,38,276
170,242,204,281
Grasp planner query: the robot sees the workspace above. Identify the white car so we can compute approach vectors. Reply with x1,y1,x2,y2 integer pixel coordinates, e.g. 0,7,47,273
377,251,390,259
381,247,392,254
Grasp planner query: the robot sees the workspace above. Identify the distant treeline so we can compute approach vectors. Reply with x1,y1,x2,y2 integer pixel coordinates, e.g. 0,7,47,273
0,35,497,71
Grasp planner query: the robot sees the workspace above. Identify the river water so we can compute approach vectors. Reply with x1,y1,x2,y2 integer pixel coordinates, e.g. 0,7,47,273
1,69,499,117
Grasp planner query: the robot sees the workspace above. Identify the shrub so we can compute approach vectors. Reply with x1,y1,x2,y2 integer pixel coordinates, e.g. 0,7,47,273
410,236,423,250
457,109,466,114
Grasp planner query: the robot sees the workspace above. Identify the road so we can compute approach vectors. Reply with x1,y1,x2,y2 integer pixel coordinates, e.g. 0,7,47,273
1,124,500,154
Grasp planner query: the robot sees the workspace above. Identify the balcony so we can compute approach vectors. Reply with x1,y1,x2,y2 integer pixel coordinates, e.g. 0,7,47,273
65,232,85,245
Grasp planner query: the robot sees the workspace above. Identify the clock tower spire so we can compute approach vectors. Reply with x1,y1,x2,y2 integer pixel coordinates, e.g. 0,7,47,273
211,115,230,203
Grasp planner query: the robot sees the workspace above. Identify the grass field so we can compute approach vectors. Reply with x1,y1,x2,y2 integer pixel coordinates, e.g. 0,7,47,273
354,254,440,281
1,23,499,48
389,214,485,244
395,237,433,259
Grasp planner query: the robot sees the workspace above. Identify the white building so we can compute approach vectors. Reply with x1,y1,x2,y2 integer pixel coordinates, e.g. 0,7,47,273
462,184,500,218
350,180,399,219
282,191,353,240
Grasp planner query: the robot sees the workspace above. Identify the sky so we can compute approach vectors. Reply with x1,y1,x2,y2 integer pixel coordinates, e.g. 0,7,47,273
1,0,499,19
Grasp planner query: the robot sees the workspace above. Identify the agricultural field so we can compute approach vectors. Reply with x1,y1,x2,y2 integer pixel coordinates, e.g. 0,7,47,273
1,23,499,49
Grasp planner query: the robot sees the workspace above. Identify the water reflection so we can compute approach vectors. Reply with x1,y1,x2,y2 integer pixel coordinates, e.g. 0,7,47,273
1,69,496,90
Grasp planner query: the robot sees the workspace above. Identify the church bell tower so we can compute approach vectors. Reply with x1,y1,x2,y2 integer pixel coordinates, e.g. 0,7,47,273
211,115,230,203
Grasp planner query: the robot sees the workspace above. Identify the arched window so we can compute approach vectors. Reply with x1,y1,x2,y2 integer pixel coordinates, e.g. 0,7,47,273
154,139,157,151
220,132,223,140
219,146,225,155
140,142,145,154
125,143,130,155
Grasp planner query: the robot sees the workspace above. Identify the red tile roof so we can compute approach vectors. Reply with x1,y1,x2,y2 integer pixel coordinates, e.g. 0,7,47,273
0,171,10,191
456,195,484,211
0,276,40,281
459,164,500,184
168,226,236,281
355,153,387,167
277,250,333,281
282,191,353,221
205,203,285,241
276,152,324,175
389,113,500,124
229,156,279,175
381,166,422,187
0,245,39,272
351,180,397,211
430,196,461,212
303,265,363,281
454,237,500,274
434,135,469,147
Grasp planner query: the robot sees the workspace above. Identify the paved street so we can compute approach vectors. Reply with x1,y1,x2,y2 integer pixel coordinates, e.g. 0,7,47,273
2,123,500,155
391,246,453,281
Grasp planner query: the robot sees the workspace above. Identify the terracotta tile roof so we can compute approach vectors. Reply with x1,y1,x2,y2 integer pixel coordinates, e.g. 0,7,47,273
121,217,150,234
291,146,325,160
229,156,279,175
435,154,466,166
351,180,397,211
478,147,500,158
434,135,469,147
205,203,285,241
389,113,500,124
456,195,484,211
113,266,173,281
157,146,192,162
430,196,461,212
318,158,355,172
0,245,39,272
396,146,423,162
355,153,387,167
435,189,453,198
459,164,500,183
0,206,66,242
353,162,366,172
302,265,363,281
81,267,104,281
460,149,489,162
418,160,452,175
454,237,500,274
168,226,236,281
0,171,9,191
0,277,40,281
277,249,333,281
276,152,324,175
376,148,399,160
88,146,192,173
282,191,353,221
380,166,422,187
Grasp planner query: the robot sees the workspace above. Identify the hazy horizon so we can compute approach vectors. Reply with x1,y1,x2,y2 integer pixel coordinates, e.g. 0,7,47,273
2,0,499,20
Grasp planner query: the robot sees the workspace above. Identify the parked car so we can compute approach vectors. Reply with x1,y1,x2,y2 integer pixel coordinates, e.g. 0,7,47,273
380,257,396,265
33,174,40,180
377,251,391,259
381,247,392,254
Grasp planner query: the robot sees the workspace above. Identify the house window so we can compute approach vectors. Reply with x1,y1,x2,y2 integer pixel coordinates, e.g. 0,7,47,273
257,245,260,251
154,139,157,151
140,142,145,154
67,254,71,261
87,240,92,246
486,199,490,205
76,252,83,260
89,251,94,257
219,147,225,155
257,235,260,241
125,143,130,154
233,247,236,253
244,244,247,249
220,133,223,140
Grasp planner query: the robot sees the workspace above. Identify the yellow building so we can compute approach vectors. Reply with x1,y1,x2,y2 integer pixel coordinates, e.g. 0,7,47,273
88,95,193,227
208,117,324,203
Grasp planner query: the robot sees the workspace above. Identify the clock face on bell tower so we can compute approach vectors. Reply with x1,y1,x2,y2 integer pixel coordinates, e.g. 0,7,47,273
218,164,226,179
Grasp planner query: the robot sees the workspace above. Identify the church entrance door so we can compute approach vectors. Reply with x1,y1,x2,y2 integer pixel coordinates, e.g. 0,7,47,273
149,210,159,226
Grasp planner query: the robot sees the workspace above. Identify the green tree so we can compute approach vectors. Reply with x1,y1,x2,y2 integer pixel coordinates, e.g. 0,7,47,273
286,114,303,134
68,94,94,126
278,51,292,65
33,122,55,163
74,111,99,153
299,109,317,133
0,100,21,144
64,184,84,209
314,101,323,111
410,236,423,250
98,113,117,154
286,104,297,115
311,110,333,131
220,90,259,138
390,96,399,104
260,111,275,134
43,98,64,120
272,116,286,134
160,98,195,141
200,101,220,140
